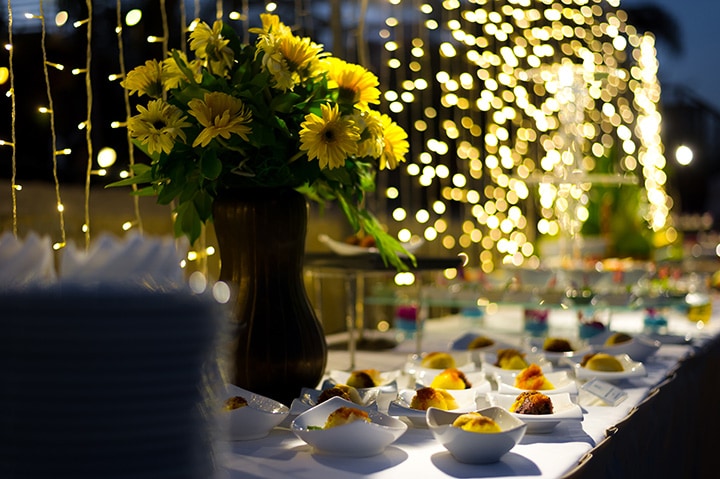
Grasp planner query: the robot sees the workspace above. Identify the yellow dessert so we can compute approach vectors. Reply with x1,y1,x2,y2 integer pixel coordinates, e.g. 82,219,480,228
509,391,554,415
323,406,371,429
467,336,495,349
430,368,472,390
346,369,382,389
224,396,248,411
317,384,363,404
514,364,554,390
543,337,573,352
421,352,456,369
582,352,624,372
605,332,632,346
452,412,501,433
495,349,529,370
410,386,459,410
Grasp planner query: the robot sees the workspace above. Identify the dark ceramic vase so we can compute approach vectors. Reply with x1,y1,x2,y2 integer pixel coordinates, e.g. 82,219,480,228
212,187,327,406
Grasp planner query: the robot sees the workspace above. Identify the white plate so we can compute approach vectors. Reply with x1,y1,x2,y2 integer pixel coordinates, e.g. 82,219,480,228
291,396,407,457
479,350,553,381
526,338,593,366
404,351,475,377
289,385,379,415
486,392,583,434
495,370,578,395
388,388,481,427
218,385,290,440
324,369,401,394
415,370,492,394
564,353,647,382
587,331,661,362
449,332,518,358
318,234,423,256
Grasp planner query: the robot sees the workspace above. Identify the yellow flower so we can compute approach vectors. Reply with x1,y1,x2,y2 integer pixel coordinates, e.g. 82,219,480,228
354,110,384,158
248,13,292,37
162,52,203,89
128,100,191,155
379,114,409,170
121,59,164,98
300,103,360,169
189,19,234,75
187,91,252,148
326,57,381,109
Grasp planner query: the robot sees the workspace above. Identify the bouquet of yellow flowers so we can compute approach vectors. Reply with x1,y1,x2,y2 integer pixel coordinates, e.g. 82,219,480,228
112,14,412,270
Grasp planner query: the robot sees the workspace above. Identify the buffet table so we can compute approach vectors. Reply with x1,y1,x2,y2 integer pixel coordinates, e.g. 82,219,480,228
218,305,720,479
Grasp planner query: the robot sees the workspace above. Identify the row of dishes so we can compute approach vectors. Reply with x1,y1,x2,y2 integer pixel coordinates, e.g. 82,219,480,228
217,329,660,462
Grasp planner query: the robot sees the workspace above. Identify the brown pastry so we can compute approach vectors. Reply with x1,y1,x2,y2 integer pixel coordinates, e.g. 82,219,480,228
495,348,529,370
346,369,381,389
543,337,573,352
467,335,495,349
317,384,362,404
509,391,554,415
514,363,554,390
421,352,456,369
224,396,248,410
581,352,624,371
410,386,459,410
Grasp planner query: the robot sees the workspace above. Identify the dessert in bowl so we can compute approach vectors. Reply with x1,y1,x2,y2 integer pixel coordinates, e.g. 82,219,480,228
291,396,407,457
426,406,527,464
219,385,289,441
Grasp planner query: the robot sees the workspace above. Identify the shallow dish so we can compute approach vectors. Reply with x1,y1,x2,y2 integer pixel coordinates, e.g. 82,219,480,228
495,370,578,395
426,406,527,464
588,331,661,362
564,353,647,382
219,385,289,440
318,234,423,256
289,385,379,415
325,369,401,394
388,388,480,427
480,351,553,381
486,392,583,434
449,332,518,360
404,351,475,377
291,396,407,457
526,337,592,366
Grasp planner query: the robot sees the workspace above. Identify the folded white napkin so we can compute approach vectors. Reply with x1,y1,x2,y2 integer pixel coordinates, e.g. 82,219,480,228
0,231,56,289
59,233,187,288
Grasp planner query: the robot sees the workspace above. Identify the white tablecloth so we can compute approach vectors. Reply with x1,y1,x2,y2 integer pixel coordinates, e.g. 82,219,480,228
218,306,717,479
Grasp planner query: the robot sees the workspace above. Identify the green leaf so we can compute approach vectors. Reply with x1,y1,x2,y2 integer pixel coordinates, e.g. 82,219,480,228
201,152,223,180
174,201,202,245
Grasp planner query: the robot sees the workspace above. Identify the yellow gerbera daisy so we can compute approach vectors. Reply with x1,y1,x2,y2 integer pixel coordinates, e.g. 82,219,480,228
300,103,360,170
248,13,292,37
121,59,164,98
256,37,295,91
189,20,234,75
354,110,384,158
325,57,381,109
279,35,324,77
379,114,409,170
162,52,203,89
128,100,191,155
187,91,252,148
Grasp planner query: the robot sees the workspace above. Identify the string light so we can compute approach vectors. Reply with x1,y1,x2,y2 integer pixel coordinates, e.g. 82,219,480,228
81,0,94,250
6,0,18,236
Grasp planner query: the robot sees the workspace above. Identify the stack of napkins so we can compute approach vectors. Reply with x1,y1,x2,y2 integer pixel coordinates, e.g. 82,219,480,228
59,233,187,288
0,231,56,289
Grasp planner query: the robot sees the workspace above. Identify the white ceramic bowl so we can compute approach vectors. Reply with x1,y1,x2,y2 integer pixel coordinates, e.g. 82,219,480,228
219,385,289,441
563,353,647,382
387,388,481,427
486,392,583,434
426,406,527,464
404,351,475,377
449,332,519,362
291,396,407,457
325,368,401,394
415,370,492,394
289,385,379,415
496,370,578,395
588,331,661,362
526,337,592,366
479,351,553,381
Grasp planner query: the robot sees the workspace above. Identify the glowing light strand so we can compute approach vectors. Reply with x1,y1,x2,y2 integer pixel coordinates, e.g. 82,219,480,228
115,0,143,235
81,0,93,249
38,0,67,249
7,0,18,237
